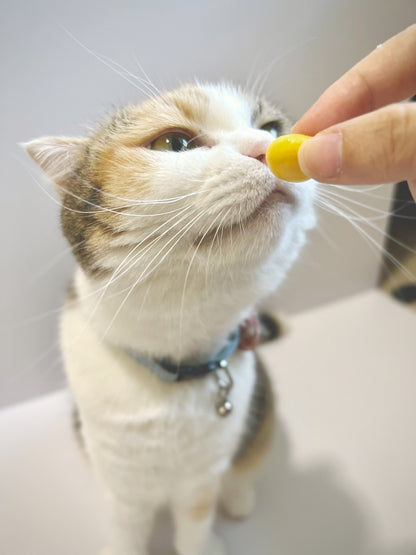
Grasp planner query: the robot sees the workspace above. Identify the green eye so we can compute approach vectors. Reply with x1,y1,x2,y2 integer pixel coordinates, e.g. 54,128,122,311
150,132,193,152
260,121,282,139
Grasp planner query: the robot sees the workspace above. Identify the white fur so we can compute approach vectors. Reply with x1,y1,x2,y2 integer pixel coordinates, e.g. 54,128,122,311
38,84,316,554
63,301,255,554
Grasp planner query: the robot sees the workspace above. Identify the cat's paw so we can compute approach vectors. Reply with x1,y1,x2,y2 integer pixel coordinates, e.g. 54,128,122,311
220,484,255,520
201,533,227,555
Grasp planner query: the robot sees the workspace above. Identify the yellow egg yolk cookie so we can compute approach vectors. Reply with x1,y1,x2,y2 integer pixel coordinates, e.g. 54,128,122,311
265,134,311,182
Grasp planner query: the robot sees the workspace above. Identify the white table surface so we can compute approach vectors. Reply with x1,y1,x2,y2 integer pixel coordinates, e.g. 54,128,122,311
1,290,416,555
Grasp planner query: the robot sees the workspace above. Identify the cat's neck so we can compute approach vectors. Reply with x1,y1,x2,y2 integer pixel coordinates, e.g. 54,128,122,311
74,260,280,364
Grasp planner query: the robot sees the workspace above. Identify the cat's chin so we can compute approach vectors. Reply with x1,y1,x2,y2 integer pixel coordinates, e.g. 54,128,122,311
193,184,295,251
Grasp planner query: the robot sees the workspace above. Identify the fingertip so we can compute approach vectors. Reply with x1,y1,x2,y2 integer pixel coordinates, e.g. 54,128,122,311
291,117,317,136
298,133,343,181
291,120,303,134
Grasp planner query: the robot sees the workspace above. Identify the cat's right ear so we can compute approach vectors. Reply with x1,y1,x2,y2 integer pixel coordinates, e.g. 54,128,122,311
22,136,87,200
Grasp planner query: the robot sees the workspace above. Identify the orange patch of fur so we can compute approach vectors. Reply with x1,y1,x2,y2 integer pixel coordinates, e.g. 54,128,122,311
232,369,275,475
95,144,155,201
189,484,218,521
91,85,209,203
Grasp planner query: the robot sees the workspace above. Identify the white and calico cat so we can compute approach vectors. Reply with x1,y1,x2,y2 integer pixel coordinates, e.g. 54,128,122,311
25,83,316,555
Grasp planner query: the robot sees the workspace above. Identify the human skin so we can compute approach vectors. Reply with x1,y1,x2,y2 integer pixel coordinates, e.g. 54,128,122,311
292,25,416,201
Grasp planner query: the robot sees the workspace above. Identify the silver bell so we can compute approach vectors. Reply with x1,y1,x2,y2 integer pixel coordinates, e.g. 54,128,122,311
217,399,233,417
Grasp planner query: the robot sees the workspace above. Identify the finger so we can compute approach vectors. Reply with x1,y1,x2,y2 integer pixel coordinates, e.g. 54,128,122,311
297,103,416,185
292,24,416,136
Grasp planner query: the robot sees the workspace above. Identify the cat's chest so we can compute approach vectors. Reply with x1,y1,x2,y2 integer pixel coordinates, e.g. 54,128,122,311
79,353,256,486
63,301,256,473
81,349,256,444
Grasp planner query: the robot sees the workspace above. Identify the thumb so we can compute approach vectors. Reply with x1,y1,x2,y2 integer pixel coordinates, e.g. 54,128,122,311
297,103,416,187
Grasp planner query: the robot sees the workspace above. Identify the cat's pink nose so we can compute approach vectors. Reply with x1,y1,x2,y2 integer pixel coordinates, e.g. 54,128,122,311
244,139,271,165
226,131,272,164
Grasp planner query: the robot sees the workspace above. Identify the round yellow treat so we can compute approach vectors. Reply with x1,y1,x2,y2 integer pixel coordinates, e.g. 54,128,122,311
266,134,311,182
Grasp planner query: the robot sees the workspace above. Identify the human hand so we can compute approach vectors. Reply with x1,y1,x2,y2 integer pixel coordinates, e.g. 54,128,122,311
292,25,416,201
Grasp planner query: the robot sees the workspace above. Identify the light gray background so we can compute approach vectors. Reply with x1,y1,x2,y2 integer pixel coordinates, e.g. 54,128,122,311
1,0,415,407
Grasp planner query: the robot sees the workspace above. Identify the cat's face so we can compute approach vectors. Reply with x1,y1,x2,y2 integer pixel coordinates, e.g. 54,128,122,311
25,83,316,287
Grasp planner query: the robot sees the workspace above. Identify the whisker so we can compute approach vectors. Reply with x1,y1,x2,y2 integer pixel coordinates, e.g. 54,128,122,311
113,207,195,279
13,208,199,375
97,53,158,99
329,183,405,201
85,206,198,329
317,190,416,257
315,196,415,282
20,150,202,223
204,208,233,290
6,207,193,332
19,158,190,218
71,171,200,205
28,241,79,284
9,338,63,387
178,206,232,358
245,51,265,97
62,27,155,100
102,207,210,338
133,55,162,96
250,35,318,97
317,185,416,221
313,213,343,254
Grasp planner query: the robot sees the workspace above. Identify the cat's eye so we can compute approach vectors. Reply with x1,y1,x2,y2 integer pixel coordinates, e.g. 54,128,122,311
260,121,282,139
150,132,194,152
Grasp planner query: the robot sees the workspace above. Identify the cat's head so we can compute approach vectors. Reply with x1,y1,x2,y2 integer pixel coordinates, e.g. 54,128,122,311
25,83,316,290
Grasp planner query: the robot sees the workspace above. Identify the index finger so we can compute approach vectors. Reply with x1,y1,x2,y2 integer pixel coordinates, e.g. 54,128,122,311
292,24,416,136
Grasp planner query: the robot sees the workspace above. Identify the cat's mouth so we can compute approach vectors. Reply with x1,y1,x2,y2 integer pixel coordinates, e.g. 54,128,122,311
194,184,293,247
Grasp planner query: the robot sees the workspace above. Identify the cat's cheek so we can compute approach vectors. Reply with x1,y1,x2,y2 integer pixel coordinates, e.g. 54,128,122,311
304,208,318,230
283,179,317,229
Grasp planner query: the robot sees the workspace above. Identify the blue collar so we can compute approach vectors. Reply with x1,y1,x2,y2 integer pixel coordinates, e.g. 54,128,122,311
125,329,240,383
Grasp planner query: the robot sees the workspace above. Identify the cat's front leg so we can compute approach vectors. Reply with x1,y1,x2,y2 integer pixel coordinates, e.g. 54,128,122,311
172,481,226,555
102,494,159,555
220,468,256,520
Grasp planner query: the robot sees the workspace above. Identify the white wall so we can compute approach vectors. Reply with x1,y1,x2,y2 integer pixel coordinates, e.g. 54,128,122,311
1,0,415,407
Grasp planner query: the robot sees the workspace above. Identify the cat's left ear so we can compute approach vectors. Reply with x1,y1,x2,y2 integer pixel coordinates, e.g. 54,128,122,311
23,136,88,199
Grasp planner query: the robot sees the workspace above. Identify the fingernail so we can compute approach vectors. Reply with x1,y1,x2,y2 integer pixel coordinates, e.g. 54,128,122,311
298,133,342,180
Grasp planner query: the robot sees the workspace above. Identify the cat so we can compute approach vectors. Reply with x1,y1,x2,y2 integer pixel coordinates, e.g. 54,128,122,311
25,82,316,555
